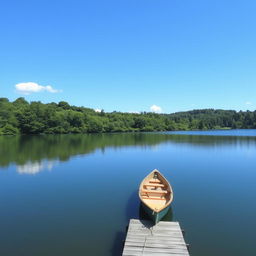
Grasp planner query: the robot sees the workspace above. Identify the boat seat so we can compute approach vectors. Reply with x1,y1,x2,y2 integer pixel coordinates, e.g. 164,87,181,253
144,183,165,188
142,189,168,194
149,178,161,183
141,196,166,200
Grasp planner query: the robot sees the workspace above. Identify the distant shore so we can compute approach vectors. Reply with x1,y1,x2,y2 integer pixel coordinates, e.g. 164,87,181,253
0,97,255,135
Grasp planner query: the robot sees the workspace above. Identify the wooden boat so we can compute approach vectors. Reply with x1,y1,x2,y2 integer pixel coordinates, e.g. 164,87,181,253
139,169,173,224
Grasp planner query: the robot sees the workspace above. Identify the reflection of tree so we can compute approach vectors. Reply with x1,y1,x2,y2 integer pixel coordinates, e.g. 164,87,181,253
0,133,255,167
165,134,256,148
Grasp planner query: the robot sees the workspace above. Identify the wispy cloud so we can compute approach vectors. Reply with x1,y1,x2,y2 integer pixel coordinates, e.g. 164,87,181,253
15,82,61,95
94,108,102,112
245,101,252,105
150,104,162,113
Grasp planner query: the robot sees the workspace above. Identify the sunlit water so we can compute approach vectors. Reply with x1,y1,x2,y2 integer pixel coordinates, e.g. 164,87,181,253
0,131,256,256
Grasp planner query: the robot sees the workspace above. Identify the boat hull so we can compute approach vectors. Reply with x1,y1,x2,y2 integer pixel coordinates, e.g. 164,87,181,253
141,201,170,224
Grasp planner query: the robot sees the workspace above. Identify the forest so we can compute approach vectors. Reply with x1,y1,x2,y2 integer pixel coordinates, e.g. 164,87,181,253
0,97,256,135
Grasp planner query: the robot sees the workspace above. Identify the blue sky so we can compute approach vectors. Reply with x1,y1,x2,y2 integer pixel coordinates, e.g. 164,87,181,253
1,0,256,113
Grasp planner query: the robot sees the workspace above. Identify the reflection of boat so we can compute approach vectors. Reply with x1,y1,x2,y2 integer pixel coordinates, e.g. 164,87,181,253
139,203,173,222
139,169,173,224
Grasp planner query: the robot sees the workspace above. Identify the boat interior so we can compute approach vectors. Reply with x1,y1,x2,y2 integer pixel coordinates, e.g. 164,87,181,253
140,171,171,212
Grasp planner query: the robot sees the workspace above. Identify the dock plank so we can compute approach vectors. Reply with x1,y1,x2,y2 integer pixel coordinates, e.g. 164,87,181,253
122,219,189,256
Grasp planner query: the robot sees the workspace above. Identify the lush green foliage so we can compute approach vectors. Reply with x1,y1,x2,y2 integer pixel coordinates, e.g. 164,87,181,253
0,98,256,135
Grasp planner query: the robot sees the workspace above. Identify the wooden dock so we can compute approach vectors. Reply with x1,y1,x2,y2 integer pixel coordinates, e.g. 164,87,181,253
122,219,189,256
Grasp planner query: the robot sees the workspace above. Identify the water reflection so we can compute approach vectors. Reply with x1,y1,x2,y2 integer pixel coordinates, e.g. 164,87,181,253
125,191,140,221
139,203,173,222
0,133,256,169
1,131,255,256
17,160,57,175
111,231,126,256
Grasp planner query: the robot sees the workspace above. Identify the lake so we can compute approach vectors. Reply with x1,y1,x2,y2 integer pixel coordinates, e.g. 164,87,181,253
0,130,256,256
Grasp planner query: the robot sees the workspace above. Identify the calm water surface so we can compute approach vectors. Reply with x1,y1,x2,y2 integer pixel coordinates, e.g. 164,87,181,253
0,130,256,256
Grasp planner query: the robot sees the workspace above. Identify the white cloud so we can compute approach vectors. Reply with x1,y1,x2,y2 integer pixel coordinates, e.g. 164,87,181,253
95,108,102,112
15,82,61,95
150,104,162,113
245,101,252,105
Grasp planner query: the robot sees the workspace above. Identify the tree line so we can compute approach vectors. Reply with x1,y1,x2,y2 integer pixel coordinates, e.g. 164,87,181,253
0,97,256,135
